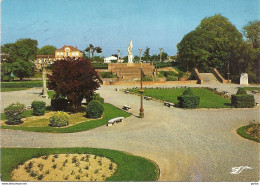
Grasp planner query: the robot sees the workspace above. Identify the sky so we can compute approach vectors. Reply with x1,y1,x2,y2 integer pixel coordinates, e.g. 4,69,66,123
1,0,259,57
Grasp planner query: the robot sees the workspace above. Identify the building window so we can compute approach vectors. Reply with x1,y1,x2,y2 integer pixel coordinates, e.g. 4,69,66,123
66,52,69,57
76,52,79,56
72,52,75,56
57,52,59,56
61,52,63,56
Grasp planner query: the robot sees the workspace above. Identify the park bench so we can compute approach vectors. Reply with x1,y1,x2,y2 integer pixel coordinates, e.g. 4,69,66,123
124,90,129,94
144,96,151,100
107,117,124,126
252,90,258,94
26,105,32,110
164,102,174,107
223,91,229,95
122,105,131,111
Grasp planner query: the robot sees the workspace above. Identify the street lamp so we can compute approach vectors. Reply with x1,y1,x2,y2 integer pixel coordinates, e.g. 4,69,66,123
41,57,48,99
227,61,230,83
139,62,144,118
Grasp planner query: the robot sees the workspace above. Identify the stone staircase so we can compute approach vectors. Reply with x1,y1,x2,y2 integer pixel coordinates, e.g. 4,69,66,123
117,65,154,81
199,73,220,84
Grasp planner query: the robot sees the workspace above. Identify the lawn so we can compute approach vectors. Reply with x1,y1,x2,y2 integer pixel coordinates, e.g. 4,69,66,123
241,87,260,93
1,88,30,92
237,124,260,143
1,103,131,133
129,88,231,108
1,147,159,181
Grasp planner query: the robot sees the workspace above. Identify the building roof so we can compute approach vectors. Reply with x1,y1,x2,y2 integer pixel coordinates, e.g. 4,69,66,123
55,45,82,52
104,56,117,60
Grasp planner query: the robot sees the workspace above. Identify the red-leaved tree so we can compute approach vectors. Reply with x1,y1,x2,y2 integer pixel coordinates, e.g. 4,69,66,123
47,58,101,112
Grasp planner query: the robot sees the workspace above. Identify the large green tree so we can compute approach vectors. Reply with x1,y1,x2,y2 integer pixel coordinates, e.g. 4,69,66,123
1,38,37,81
243,20,260,49
177,14,259,83
142,47,150,61
37,45,57,55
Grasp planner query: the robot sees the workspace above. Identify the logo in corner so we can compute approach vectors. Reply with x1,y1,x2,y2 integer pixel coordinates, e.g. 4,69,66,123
230,166,253,174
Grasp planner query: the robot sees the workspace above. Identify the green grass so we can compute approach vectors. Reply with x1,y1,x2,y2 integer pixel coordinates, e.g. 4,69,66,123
129,88,231,108
241,87,260,93
1,103,131,133
47,91,56,98
237,125,260,143
0,88,30,92
1,147,158,181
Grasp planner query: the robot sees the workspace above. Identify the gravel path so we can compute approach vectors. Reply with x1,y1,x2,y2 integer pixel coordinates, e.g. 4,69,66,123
1,84,260,181
1,88,51,112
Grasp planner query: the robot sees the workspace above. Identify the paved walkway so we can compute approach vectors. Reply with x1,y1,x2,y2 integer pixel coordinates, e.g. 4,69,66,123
1,84,260,181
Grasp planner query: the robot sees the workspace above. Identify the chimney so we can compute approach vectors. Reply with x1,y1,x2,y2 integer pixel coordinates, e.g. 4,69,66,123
75,46,77,49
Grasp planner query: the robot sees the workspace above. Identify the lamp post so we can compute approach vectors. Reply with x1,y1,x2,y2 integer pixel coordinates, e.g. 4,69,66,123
139,48,142,63
117,49,120,63
227,61,230,83
159,48,163,63
139,62,144,118
41,57,48,99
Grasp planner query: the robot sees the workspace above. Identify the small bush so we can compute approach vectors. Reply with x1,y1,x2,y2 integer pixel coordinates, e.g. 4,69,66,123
166,75,178,81
99,72,116,78
177,95,200,109
31,101,46,116
4,103,25,124
87,93,104,104
231,94,255,108
237,88,247,95
160,71,177,77
49,111,69,127
183,87,194,96
86,100,104,118
51,97,68,111
142,75,153,81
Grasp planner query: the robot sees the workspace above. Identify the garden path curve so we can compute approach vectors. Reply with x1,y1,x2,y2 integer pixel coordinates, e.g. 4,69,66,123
1,85,260,181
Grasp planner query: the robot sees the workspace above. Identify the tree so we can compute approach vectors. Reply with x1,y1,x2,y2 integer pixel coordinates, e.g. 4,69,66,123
161,52,168,61
84,44,102,60
243,20,260,49
143,47,150,61
47,58,101,112
177,14,243,74
1,38,38,81
37,45,57,55
150,54,159,62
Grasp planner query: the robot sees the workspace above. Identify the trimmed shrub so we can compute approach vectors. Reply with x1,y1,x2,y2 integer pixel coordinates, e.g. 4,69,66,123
99,72,116,78
31,101,46,116
86,93,104,104
237,88,247,95
4,103,25,124
183,87,194,96
177,95,200,109
166,75,178,81
49,111,69,127
231,94,255,108
142,76,153,81
86,100,104,118
51,98,68,111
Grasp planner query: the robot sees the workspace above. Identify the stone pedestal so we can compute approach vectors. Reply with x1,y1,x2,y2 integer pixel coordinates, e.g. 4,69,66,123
240,73,248,85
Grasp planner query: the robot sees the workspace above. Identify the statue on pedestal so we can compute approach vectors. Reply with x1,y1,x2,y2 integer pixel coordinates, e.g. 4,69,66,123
128,40,133,63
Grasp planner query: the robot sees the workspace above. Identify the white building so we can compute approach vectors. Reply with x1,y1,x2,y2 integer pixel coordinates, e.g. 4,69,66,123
104,56,118,63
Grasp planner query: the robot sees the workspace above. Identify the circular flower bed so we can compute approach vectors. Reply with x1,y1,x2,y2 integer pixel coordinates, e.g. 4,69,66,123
11,154,117,181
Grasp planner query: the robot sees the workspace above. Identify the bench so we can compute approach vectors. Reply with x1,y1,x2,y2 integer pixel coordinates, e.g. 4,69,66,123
252,90,258,94
144,96,151,100
124,90,129,94
107,117,124,126
122,105,131,111
255,102,259,106
164,102,174,107
223,91,229,95
115,88,119,91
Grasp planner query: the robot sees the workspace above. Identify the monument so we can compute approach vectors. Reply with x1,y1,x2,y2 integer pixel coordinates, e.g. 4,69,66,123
240,73,248,85
127,40,133,63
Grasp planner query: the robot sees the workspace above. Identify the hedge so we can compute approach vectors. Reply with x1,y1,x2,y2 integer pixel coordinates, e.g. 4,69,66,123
91,63,108,69
177,95,200,109
231,94,255,108
1,81,43,88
